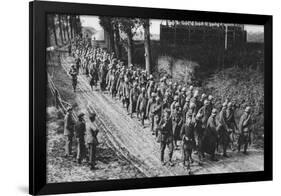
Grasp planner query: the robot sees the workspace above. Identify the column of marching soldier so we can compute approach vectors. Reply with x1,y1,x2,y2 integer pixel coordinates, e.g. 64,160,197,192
64,37,253,172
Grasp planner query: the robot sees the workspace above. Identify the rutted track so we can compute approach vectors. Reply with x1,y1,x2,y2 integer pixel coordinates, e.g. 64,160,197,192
57,51,264,177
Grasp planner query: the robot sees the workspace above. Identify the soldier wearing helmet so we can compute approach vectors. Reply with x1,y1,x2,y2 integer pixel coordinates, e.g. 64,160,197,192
146,92,157,134
218,101,231,157
158,109,174,166
172,102,183,149
122,77,131,111
226,102,238,151
199,93,207,109
238,106,252,154
170,96,179,115
203,108,219,161
136,87,148,126
129,82,140,118
69,65,78,92
180,109,195,171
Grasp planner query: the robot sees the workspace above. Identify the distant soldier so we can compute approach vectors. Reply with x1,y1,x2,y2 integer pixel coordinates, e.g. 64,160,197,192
226,102,238,151
172,103,183,149
154,96,163,136
170,96,179,115
218,103,230,157
136,87,148,126
129,83,139,118
158,109,174,166
198,99,212,127
181,111,195,171
198,93,207,109
86,113,99,170
64,106,75,157
69,65,78,92
146,93,157,134
75,113,87,164
122,78,131,112
75,57,81,74
182,96,191,123
203,108,219,161
109,70,118,98
100,62,107,91
238,106,252,154
193,112,205,164
190,91,200,114
89,64,98,90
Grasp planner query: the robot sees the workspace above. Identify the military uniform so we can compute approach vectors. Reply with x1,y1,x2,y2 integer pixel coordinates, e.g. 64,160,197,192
75,117,87,163
158,114,174,164
203,113,219,160
180,118,195,169
226,107,238,150
136,92,148,126
218,108,230,157
238,110,252,153
64,111,75,156
172,107,183,148
86,125,99,170
129,86,139,117
69,67,78,92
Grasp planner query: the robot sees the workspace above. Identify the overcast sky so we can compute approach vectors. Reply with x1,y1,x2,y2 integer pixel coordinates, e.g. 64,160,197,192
80,15,264,35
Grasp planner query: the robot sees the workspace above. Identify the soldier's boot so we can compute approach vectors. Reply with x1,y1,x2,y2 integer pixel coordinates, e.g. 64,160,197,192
210,154,218,162
243,144,248,155
238,144,241,152
223,146,229,158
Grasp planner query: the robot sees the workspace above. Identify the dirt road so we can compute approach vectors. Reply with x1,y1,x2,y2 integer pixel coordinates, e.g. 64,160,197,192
56,51,264,178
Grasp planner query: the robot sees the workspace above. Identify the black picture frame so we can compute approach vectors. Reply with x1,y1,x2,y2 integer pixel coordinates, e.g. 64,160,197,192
29,0,273,195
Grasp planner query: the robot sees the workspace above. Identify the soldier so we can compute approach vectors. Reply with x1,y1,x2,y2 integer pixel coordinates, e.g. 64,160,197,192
153,96,163,136
69,65,78,92
122,78,131,112
158,109,174,166
199,93,207,109
75,57,81,74
182,96,191,123
136,87,148,126
109,70,118,98
226,102,238,151
146,93,157,134
193,112,205,164
75,113,87,164
172,102,183,149
190,91,200,114
181,111,195,171
238,106,252,154
89,63,98,91
129,83,139,118
203,108,219,161
86,113,99,170
198,99,212,127
218,103,230,157
64,106,75,157
170,96,179,115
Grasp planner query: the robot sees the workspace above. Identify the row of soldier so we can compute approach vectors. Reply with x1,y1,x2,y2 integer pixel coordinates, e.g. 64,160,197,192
67,37,253,171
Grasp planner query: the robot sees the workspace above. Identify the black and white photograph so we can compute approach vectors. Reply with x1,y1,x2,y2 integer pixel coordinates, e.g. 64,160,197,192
46,14,265,183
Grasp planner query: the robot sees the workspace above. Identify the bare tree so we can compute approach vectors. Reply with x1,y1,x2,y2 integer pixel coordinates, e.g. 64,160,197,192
142,19,152,74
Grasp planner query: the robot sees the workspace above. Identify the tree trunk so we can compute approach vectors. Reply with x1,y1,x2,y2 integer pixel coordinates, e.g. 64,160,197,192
113,24,121,59
52,15,58,45
109,28,115,53
127,31,133,65
64,16,70,42
69,16,73,39
58,15,64,45
144,19,151,74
